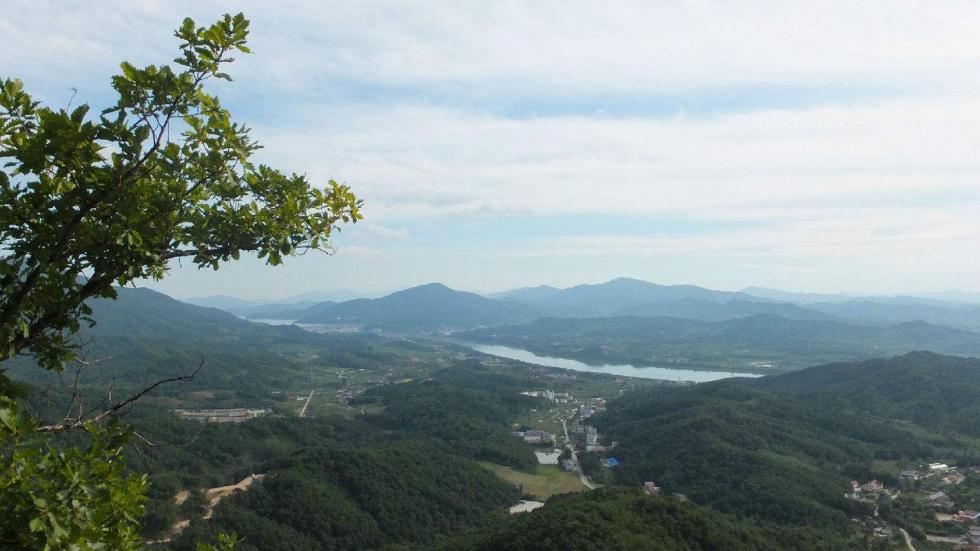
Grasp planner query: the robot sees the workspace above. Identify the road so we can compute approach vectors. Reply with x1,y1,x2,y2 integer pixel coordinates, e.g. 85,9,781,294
298,389,314,418
900,528,916,551
562,419,596,490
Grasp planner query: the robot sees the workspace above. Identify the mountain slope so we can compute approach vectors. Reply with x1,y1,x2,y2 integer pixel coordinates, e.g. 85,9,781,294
297,283,541,331
497,278,755,317
7,287,458,407
614,298,837,322
590,352,980,528
433,488,853,551
808,300,980,333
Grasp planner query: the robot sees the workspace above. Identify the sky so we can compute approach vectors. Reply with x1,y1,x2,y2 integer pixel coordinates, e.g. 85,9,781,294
5,1,980,299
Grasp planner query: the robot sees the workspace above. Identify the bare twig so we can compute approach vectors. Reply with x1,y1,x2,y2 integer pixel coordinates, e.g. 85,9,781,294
36,360,205,433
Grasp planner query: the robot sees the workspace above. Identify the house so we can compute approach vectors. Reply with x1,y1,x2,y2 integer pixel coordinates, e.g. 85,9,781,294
524,430,557,445
956,510,980,523
926,491,948,502
643,481,661,495
859,480,883,493
584,426,598,446
561,459,575,472
943,472,967,485
929,463,952,473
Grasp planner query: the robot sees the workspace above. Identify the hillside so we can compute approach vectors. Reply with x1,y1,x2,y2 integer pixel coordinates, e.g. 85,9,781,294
614,297,836,322
756,351,980,437
497,277,754,317
297,283,541,331
589,352,980,528
6,287,464,411
432,489,855,550
808,300,980,333
460,314,980,371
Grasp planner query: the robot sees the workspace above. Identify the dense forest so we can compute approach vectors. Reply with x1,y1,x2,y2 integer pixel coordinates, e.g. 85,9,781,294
432,488,863,551
128,361,547,547
589,352,980,527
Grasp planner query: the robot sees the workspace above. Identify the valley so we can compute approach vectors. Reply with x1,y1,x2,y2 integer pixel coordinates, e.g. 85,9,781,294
7,280,980,550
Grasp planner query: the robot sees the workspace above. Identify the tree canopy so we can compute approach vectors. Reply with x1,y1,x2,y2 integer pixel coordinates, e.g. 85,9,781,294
0,13,360,373
0,13,359,549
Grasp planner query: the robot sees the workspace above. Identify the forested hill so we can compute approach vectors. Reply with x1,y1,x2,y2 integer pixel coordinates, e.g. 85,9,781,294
460,314,980,371
296,283,541,330
5,287,461,409
589,352,980,528
614,297,837,322
432,488,855,550
756,351,980,436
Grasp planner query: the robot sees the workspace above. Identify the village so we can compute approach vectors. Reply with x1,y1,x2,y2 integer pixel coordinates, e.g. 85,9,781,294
509,386,980,551
842,461,980,549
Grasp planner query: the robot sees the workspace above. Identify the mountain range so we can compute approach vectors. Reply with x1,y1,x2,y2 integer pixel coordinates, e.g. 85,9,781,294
189,278,980,333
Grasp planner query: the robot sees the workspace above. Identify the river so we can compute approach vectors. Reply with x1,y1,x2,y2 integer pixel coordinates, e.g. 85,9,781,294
461,342,761,382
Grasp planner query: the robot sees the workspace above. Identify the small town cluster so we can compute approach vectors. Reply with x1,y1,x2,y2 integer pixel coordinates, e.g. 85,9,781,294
845,462,980,548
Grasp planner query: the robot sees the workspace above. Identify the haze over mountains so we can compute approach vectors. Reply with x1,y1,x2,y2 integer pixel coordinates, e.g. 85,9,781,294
196,277,980,335
114,277,980,375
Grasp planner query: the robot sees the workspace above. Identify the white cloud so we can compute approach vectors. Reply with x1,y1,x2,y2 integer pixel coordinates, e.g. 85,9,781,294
5,1,979,293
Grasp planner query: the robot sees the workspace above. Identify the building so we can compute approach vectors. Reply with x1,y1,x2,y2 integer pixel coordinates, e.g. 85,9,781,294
643,481,661,495
926,491,956,511
584,425,598,446
174,408,270,423
956,510,980,523
943,472,967,485
859,480,883,493
524,430,557,445
562,459,575,472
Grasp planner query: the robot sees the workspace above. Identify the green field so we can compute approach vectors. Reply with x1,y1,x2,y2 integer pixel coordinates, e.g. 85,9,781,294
481,462,589,499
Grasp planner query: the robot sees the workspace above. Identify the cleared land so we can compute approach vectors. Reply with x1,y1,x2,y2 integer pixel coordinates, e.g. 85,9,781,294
481,462,589,500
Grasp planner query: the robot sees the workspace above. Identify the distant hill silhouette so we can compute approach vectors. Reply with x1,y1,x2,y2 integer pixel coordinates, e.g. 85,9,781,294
297,283,541,331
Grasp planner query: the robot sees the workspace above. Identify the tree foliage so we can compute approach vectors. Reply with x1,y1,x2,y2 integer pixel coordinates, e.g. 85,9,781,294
0,12,359,549
0,12,360,373
0,406,146,550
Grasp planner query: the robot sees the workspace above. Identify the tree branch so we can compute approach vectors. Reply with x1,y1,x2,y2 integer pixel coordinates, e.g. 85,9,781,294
35,360,205,433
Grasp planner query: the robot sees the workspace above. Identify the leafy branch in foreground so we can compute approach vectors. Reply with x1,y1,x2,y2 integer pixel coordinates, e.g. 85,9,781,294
0,12,361,550
0,12,361,373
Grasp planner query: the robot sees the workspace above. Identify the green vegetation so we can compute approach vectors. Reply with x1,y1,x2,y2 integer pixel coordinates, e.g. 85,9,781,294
589,353,980,530
297,283,540,331
0,12,359,548
432,488,859,550
171,443,519,550
480,463,588,500
461,314,980,372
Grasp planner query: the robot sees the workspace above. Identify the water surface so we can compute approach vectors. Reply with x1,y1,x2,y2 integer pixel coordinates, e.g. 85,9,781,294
462,342,761,382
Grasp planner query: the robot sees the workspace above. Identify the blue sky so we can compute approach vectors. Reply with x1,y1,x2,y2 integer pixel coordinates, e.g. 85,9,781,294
5,1,980,298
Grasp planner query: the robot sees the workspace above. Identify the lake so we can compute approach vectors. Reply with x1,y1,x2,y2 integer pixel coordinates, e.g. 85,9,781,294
461,342,762,382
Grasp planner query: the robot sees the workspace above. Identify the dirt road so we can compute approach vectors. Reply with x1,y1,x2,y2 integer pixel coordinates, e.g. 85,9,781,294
298,389,314,418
